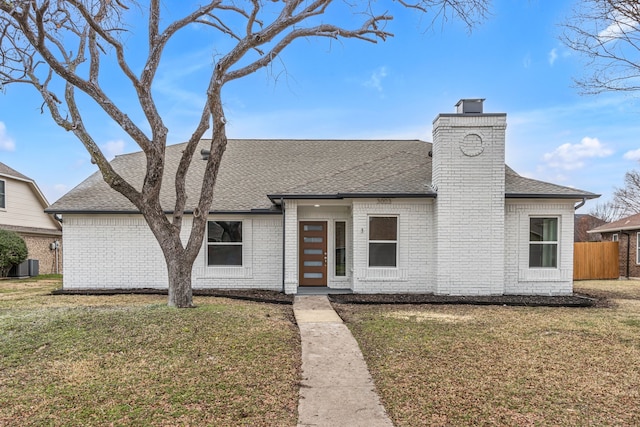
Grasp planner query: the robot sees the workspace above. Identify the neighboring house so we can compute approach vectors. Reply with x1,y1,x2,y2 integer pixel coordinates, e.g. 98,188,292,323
0,162,62,275
574,214,606,242
588,213,640,279
47,99,598,295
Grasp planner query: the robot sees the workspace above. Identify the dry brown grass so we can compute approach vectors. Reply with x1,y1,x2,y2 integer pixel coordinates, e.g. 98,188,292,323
335,280,640,426
0,277,300,427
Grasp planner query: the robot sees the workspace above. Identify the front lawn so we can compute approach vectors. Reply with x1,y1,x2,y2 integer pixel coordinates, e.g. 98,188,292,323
0,277,300,426
334,280,640,426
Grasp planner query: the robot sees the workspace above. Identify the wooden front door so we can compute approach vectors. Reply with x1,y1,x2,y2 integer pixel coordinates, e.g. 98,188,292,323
299,221,327,287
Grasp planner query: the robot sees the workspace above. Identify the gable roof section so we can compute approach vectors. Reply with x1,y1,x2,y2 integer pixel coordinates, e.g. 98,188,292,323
0,161,62,231
588,212,640,233
47,139,597,214
0,162,32,181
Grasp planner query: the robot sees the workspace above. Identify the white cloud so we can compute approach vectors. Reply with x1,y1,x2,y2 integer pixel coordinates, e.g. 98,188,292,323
599,15,637,43
623,148,640,161
0,122,16,152
363,66,388,93
548,48,558,66
100,139,126,159
543,136,613,170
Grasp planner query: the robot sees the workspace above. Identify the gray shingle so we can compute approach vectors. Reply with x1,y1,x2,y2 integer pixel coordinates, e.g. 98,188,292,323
0,162,32,181
47,139,597,213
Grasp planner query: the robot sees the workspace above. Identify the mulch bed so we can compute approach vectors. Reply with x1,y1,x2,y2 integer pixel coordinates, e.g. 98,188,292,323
329,293,597,307
53,288,598,307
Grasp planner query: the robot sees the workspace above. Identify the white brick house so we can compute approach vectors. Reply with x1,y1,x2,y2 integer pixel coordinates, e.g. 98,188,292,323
47,100,597,295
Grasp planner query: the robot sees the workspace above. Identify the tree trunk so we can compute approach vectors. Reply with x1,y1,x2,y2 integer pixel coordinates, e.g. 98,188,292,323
166,256,194,308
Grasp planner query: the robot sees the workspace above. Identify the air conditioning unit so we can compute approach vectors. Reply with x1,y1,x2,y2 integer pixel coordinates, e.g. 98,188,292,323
8,260,29,277
28,259,39,277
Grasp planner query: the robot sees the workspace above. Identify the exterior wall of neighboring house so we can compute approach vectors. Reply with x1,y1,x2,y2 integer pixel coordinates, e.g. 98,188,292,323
601,231,640,278
504,200,576,295
0,175,62,275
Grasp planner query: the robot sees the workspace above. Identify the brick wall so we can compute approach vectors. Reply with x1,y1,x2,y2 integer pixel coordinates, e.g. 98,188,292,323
603,231,640,278
20,234,62,275
505,200,575,295
62,214,283,290
432,113,507,295
351,198,433,293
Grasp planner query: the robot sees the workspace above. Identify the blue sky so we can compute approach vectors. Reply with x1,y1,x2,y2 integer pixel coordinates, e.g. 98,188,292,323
1,0,639,212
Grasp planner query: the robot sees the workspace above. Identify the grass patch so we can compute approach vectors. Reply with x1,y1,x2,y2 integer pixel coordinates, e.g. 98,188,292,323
335,280,640,426
0,278,300,426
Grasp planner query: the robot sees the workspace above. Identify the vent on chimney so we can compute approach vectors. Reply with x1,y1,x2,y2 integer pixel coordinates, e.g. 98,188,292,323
456,98,485,114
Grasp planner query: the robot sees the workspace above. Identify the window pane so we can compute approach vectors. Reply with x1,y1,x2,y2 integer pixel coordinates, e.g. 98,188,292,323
0,180,4,208
530,218,557,242
304,261,323,267
208,221,242,243
335,221,346,277
529,243,557,268
208,245,242,266
304,224,323,231
304,249,323,255
304,237,323,243
369,243,397,267
304,273,323,279
369,217,397,241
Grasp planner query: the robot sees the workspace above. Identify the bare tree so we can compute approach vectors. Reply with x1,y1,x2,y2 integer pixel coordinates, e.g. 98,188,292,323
563,0,640,93
588,200,625,223
0,0,489,307
612,168,640,216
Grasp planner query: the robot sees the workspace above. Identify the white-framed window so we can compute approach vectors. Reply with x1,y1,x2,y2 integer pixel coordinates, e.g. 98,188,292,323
207,221,242,266
612,233,619,242
529,217,558,268
0,179,5,209
637,233,640,265
368,216,397,267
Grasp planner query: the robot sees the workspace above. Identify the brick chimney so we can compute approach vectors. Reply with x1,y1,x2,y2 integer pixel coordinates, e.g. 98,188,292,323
432,99,507,295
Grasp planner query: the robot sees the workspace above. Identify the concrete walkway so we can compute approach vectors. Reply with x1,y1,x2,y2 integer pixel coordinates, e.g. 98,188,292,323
294,295,393,427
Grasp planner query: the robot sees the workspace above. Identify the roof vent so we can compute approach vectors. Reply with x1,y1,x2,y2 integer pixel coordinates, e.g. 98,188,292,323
201,149,210,160
456,98,485,114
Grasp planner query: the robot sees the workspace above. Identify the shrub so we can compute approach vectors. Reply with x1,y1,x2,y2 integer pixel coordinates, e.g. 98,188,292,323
0,229,28,277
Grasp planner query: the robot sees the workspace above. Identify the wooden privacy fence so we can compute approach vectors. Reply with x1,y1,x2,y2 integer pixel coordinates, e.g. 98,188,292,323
574,242,619,280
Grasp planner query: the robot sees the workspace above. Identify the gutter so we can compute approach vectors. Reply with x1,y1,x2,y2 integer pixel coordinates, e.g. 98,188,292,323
45,208,283,215
622,231,631,279
281,197,285,293
574,197,587,210
506,193,600,200
267,192,436,204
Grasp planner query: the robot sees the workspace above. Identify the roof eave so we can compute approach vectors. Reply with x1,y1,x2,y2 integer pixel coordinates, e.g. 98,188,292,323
267,192,437,204
45,208,282,215
588,225,640,234
506,193,600,200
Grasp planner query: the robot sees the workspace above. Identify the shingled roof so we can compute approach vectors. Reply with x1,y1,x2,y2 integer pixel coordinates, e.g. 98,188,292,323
589,212,640,233
47,139,598,214
0,161,32,181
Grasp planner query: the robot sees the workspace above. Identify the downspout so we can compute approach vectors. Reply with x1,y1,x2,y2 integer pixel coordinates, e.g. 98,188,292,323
622,231,631,279
281,198,285,293
574,197,586,211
